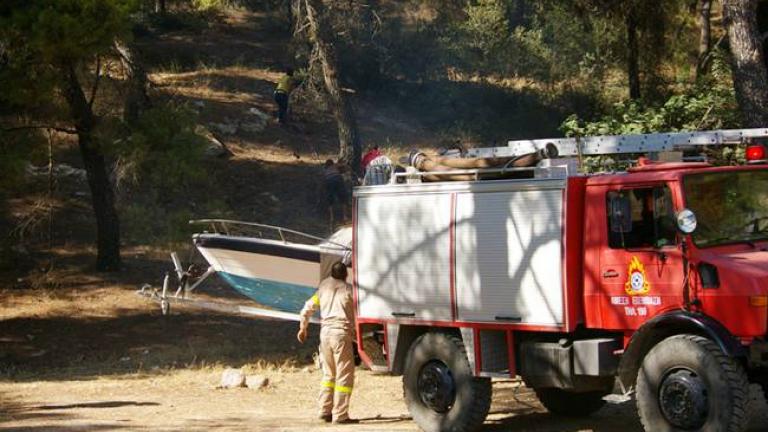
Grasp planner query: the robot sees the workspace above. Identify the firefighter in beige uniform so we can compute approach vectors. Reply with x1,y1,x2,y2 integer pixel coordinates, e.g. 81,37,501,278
297,261,357,424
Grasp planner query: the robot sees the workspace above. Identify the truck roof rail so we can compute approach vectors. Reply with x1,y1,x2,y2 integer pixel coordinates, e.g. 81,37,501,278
466,128,768,159
391,165,569,181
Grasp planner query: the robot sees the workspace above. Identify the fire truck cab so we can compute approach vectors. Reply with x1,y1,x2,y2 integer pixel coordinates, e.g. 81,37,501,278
353,129,768,432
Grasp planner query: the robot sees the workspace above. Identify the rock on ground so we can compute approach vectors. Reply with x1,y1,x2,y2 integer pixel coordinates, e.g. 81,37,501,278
245,375,269,389
196,125,231,157
209,122,238,135
220,368,246,388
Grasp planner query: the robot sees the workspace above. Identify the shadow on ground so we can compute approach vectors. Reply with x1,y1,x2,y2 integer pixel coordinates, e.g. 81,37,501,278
0,309,318,383
0,395,135,431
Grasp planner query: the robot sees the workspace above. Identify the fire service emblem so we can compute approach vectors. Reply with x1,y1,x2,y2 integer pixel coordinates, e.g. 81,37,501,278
625,256,650,295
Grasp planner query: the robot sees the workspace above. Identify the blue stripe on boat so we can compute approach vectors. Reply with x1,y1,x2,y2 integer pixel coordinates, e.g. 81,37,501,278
218,272,316,313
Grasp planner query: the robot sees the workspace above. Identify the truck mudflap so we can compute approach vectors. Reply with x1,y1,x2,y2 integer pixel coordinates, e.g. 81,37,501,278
617,310,746,391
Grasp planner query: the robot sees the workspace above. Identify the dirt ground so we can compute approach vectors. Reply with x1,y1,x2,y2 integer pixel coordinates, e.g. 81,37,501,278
2,263,768,432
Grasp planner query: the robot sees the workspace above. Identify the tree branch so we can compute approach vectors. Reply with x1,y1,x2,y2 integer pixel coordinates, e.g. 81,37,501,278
1,125,77,134
697,33,726,73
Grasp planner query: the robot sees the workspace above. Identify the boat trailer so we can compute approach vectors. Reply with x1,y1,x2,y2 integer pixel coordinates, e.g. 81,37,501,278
137,219,349,323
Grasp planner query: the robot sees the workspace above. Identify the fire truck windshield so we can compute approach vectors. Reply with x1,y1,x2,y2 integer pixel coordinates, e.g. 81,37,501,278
684,169,768,247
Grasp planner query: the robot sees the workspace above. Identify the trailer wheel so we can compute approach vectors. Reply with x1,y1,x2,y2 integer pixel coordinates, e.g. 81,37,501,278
636,334,749,432
534,388,607,417
403,332,491,432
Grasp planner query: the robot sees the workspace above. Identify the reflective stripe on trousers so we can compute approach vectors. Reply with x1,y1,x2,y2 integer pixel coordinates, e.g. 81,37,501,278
318,332,355,421
334,384,353,394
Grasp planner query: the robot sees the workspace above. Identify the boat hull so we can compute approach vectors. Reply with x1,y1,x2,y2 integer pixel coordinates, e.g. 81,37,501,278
194,234,345,313
217,271,316,312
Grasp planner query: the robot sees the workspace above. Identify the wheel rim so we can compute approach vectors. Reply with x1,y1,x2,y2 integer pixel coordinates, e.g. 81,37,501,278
658,368,708,430
417,360,456,413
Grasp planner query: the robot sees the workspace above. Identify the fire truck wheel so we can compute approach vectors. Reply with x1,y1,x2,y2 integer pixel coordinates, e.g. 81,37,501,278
533,388,607,417
636,334,749,432
403,332,492,432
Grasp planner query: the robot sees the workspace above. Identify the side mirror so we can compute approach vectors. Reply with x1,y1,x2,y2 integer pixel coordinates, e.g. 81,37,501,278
676,208,697,234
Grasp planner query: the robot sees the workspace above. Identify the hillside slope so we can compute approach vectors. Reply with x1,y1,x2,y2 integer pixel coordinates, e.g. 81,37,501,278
134,6,443,236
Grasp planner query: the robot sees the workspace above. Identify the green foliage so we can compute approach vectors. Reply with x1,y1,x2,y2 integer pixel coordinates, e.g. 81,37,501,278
122,195,231,245
560,63,741,172
0,130,43,190
112,103,208,192
0,129,44,271
373,0,622,86
0,0,136,108
461,0,509,60
561,85,738,138
30,0,134,62
108,103,211,245
121,201,192,244
561,51,740,137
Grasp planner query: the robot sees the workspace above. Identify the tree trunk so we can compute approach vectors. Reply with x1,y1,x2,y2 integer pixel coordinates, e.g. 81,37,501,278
626,5,641,99
154,0,166,14
114,39,151,125
0,40,7,68
285,0,294,30
723,0,768,127
304,0,362,176
696,0,712,78
61,63,121,271
0,42,8,114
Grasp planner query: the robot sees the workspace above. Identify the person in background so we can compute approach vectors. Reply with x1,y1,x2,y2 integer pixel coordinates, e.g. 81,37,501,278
297,261,358,424
274,67,295,123
323,159,348,229
360,145,382,172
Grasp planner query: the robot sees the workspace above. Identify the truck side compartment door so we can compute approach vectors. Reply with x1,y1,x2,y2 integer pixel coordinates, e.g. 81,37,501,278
454,187,564,325
356,193,453,321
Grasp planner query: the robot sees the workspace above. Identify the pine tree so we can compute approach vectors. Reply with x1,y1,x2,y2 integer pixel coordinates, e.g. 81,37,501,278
0,0,135,271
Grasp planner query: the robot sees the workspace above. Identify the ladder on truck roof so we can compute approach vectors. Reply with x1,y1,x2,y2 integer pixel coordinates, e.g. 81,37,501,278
466,128,768,159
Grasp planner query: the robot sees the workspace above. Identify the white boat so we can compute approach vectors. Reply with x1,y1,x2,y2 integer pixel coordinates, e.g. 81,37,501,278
139,220,351,320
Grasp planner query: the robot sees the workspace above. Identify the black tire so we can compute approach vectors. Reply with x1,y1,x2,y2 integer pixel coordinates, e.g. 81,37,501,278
534,388,607,417
403,332,492,432
636,334,749,432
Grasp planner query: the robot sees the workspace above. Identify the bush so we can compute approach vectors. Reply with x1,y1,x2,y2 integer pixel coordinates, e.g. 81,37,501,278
560,68,742,172
561,86,738,138
108,103,211,245
112,103,207,192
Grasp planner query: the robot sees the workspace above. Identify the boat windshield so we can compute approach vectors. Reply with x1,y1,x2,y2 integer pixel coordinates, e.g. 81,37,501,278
683,169,768,247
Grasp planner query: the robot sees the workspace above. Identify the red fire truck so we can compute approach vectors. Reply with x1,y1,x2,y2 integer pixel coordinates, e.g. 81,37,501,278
352,129,768,432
